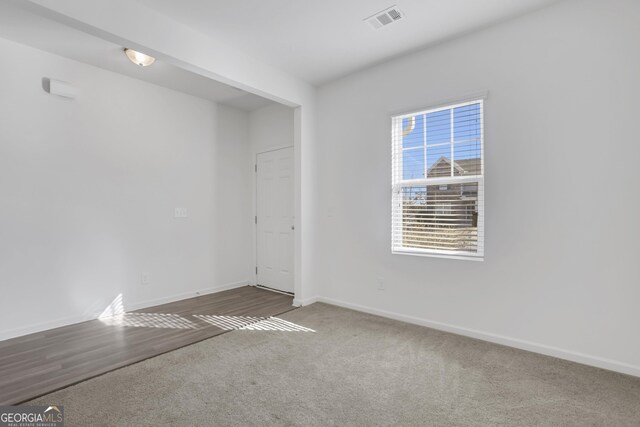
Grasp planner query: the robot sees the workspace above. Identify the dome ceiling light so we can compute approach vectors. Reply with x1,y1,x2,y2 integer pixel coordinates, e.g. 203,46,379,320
124,48,156,67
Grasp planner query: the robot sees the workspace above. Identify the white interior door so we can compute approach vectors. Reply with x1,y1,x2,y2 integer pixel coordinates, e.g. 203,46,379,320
256,147,294,293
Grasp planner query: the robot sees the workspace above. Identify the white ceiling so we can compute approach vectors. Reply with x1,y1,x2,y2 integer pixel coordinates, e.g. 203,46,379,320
135,0,562,85
0,1,274,111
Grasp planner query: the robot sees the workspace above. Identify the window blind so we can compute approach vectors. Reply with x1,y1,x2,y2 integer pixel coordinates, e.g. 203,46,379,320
391,100,484,258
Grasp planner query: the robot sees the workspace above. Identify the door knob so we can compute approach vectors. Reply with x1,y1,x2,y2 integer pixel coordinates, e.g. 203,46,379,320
291,225,295,230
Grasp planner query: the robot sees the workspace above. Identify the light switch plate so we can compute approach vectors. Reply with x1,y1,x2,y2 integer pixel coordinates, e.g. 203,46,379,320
141,272,150,285
174,208,188,218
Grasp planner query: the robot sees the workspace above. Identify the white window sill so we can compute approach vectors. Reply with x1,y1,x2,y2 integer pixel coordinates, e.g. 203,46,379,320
392,248,484,262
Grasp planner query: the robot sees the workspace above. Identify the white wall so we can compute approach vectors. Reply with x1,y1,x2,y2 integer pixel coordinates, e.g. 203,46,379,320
0,38,252,339
248,103,295,284
212,106,253,287
249,103,294,155
20,0,320,304
315,0,640,375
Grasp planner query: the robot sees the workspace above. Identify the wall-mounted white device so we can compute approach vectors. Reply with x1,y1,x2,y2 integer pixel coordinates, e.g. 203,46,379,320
44,78,78,99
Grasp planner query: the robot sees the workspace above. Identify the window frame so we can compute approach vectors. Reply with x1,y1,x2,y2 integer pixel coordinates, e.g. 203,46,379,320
391,98,485,261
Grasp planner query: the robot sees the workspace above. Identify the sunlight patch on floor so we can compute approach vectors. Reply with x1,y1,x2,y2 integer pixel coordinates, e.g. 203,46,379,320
98,293,125,319
243,317,315,332
96,295,310,332
99,312,199,329
193,314,262,330
194,315,315,332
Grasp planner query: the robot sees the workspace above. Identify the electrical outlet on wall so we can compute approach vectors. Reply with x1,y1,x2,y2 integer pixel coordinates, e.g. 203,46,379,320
377,277,385,291
141,272,150,285
174,207,188,218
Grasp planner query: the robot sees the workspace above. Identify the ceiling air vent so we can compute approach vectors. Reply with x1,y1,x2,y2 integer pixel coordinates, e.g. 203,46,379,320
365,5,404,30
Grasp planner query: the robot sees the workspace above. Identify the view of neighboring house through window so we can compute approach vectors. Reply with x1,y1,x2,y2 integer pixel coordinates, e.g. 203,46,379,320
391,99,484,258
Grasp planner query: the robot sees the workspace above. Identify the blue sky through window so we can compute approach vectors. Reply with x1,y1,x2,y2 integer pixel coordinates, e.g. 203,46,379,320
402,102,480,179
426,110,450,145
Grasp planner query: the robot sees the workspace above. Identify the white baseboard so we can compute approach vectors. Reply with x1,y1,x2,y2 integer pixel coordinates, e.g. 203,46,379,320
125,281,248,312
293,296,319,307
314,296,640,378
0,312,98,342
0,281,249,342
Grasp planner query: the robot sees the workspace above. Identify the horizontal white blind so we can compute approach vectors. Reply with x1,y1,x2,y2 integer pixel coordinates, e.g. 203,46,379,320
391,100,484,258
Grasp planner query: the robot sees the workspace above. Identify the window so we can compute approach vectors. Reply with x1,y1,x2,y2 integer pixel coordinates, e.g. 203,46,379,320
391,99,484,259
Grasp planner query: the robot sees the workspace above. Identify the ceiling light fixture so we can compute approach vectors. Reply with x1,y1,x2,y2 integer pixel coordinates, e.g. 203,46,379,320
124,48,156,67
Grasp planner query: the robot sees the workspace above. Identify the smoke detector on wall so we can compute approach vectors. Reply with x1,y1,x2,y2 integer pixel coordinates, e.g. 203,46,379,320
364,5,404,30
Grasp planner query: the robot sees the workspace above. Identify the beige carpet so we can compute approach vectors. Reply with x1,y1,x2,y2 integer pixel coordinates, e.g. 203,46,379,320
27,303,640,426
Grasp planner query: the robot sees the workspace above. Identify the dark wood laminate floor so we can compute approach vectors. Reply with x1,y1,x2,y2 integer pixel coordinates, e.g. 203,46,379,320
0,286,294,405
